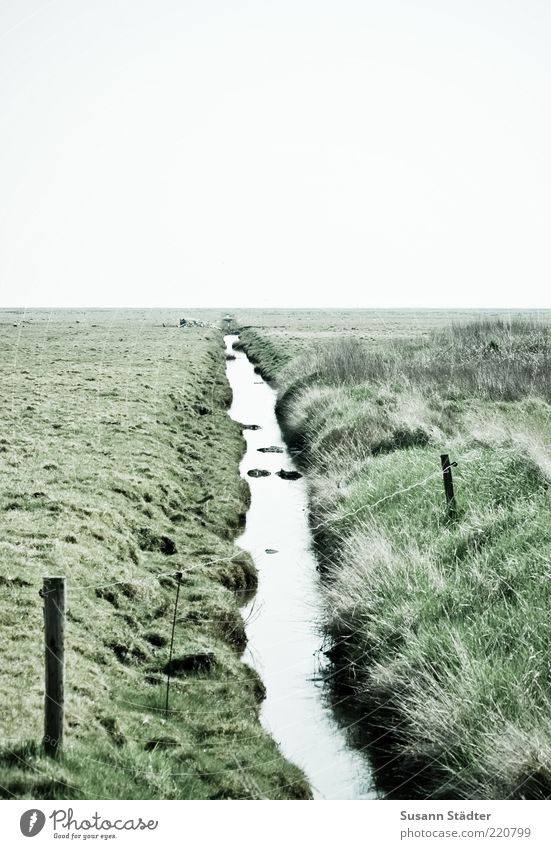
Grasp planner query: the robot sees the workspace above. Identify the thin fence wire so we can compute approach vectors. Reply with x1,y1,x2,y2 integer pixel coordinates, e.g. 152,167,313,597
19,454,456,599
4,327,548,799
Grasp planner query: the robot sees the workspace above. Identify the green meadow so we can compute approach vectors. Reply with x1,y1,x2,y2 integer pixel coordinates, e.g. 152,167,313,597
4,306,551,800
237,309,551,799
0,309,309,800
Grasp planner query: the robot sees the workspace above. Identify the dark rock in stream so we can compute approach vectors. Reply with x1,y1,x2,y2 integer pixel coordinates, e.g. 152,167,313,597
265,549,278,554
241,423,261,430
257,446,284,453
247,469,271,478
276,469,303,480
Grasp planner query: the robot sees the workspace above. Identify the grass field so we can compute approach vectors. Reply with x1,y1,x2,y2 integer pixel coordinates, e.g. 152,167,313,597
0,309,309,800
236,309,551,799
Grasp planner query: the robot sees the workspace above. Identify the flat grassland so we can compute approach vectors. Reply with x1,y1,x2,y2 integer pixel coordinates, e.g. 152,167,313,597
0,309,309,800
236,308,551,799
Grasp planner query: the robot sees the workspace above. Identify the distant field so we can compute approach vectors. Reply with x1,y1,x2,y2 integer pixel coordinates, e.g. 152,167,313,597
233,308,551,382
0,309,308,799
236,308,551,799
235,306,551,342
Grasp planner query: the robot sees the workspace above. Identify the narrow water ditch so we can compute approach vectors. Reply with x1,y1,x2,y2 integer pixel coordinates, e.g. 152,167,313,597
225,334,375,800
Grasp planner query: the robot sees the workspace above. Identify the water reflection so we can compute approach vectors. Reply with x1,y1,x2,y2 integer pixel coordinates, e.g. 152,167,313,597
225,334,375,800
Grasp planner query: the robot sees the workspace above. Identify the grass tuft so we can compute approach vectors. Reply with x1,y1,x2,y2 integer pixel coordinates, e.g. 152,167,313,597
0,309,310,800
239,313,551,799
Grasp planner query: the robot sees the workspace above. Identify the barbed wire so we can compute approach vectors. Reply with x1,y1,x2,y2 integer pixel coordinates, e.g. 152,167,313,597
2,321,549,802
2,437,541,645
0,653,543,801
13,449,464,599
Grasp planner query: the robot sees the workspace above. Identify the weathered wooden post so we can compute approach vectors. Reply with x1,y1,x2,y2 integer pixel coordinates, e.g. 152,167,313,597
440,453,457,518
165,572,183,718
41,576,65,757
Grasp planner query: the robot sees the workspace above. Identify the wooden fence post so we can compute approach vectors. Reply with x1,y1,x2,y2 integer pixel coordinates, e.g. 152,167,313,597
42,576,65,758
165,572,183,718
440,453,457,518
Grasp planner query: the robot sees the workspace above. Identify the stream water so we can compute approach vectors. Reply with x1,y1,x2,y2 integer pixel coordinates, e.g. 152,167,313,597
225,334,374,800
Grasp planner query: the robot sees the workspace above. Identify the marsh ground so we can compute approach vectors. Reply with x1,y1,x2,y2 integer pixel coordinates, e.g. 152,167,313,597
235,308,551,799
0,309,309,800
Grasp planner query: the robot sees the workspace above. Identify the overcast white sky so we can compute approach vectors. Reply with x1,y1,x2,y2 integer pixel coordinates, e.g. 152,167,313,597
1,0,550,308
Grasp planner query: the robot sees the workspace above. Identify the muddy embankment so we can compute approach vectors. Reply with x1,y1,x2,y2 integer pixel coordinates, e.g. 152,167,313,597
234,328,434,799
225,334,374,799
236,323,551,801
0,321,308,800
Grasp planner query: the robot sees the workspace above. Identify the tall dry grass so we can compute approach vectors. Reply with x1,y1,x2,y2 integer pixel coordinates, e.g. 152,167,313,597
279,318,551,402
273,317,551,798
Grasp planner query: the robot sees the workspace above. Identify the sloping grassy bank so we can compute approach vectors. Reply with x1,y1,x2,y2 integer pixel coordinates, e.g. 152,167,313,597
232,329,291,383
239,318,551,799
0,310,309,800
